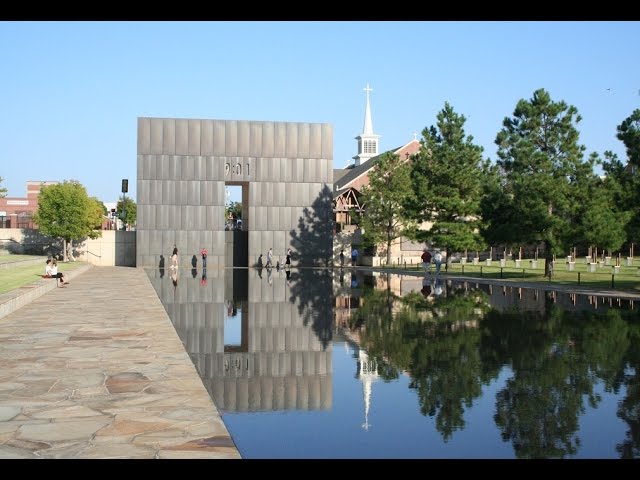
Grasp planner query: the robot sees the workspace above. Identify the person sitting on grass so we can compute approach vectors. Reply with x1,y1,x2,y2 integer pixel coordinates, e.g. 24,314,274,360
50,259,69,287
44,259,53,278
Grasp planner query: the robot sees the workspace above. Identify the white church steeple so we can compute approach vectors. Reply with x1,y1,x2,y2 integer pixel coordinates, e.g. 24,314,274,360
353,83,381,166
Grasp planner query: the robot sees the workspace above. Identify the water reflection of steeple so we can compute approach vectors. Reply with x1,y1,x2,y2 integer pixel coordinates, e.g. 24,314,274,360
356,347,378,431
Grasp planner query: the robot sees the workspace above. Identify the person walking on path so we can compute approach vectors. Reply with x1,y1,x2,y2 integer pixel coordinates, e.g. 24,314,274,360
421,248,432,274
266,248,273,268
201,247,208,268
351,248,358,267
285,248,292,267
339,249,345,267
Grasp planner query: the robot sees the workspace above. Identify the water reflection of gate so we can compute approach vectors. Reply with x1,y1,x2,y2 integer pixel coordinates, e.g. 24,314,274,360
147,267,332,412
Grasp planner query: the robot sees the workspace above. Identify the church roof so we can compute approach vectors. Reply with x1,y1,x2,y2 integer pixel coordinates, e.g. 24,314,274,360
334,146,403,192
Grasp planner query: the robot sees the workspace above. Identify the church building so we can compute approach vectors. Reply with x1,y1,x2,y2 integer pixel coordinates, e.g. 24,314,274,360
332,84,425,266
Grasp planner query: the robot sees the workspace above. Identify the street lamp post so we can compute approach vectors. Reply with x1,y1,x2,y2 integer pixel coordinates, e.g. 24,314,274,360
121,179,128,231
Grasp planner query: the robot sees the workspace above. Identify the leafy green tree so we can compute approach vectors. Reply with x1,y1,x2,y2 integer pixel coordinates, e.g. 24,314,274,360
0,176,7,198
483,89,597,275
32,180,102,261
352,152,416,264
116,197,136,230
225,201,242,219
408,102,488,267
88,197,107,230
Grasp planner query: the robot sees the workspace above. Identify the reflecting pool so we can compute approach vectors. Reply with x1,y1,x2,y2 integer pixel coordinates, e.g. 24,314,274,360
146,267,640,459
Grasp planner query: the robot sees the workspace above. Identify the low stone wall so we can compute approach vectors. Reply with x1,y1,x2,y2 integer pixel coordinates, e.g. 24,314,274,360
0,257,46,270
0,263,93,320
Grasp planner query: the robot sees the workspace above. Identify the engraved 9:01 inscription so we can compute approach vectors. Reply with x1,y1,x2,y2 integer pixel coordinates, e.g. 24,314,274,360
224,163,250,177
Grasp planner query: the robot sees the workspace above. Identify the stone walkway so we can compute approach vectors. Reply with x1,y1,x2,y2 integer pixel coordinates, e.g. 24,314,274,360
0,266,240,459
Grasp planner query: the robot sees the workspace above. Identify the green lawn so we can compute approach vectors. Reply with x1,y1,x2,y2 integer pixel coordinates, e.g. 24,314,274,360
0,261,88,294
0,254,46,263
383,259,640,294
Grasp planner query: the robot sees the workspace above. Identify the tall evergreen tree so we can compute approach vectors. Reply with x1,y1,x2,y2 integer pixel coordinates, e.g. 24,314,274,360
601,109,640,249
0,176,7,198
483,89,597,274
408,102,488,267
353,152,416,264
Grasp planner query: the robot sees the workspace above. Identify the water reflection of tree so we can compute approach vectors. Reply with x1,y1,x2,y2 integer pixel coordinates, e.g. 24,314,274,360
287,185,335,349
350,280,495,440
483,300,633,458
616,315,640,458
351,278,640,456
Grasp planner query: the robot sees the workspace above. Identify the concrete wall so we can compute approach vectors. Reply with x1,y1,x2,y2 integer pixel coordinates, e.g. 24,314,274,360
136,117,333,269
79,230,136,266
0,228,135,266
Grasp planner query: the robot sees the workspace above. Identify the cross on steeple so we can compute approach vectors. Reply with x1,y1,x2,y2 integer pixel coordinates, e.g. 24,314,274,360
353,83,380,166
413,132,418,141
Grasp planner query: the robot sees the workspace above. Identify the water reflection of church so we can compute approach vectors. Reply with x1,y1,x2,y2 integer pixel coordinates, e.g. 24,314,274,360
147,268,332,412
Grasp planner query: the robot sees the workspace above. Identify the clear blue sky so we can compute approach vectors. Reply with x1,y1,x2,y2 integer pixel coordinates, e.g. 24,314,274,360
1,21,638,204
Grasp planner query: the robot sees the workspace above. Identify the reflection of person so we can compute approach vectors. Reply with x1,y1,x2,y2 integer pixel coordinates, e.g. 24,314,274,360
434,277,443,296
351,274,358,288
267,266,273,285
171,245,179,268
171,268,178,289
421,276,432,297
226,300,238,317
201,268,207,286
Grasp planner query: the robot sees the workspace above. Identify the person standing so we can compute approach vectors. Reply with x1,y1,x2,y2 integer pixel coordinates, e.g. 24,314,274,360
339,249,345,267
286,248,292,266
201,247,208,268
434,250,443,275
171,245,179,269
351,248,358,267
421,248,432,274
266,248,273,268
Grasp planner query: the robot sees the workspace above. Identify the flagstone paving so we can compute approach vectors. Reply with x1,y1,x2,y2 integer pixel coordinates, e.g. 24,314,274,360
0,266,240,459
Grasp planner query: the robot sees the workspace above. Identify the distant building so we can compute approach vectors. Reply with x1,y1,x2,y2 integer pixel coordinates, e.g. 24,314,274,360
0,181,58,229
